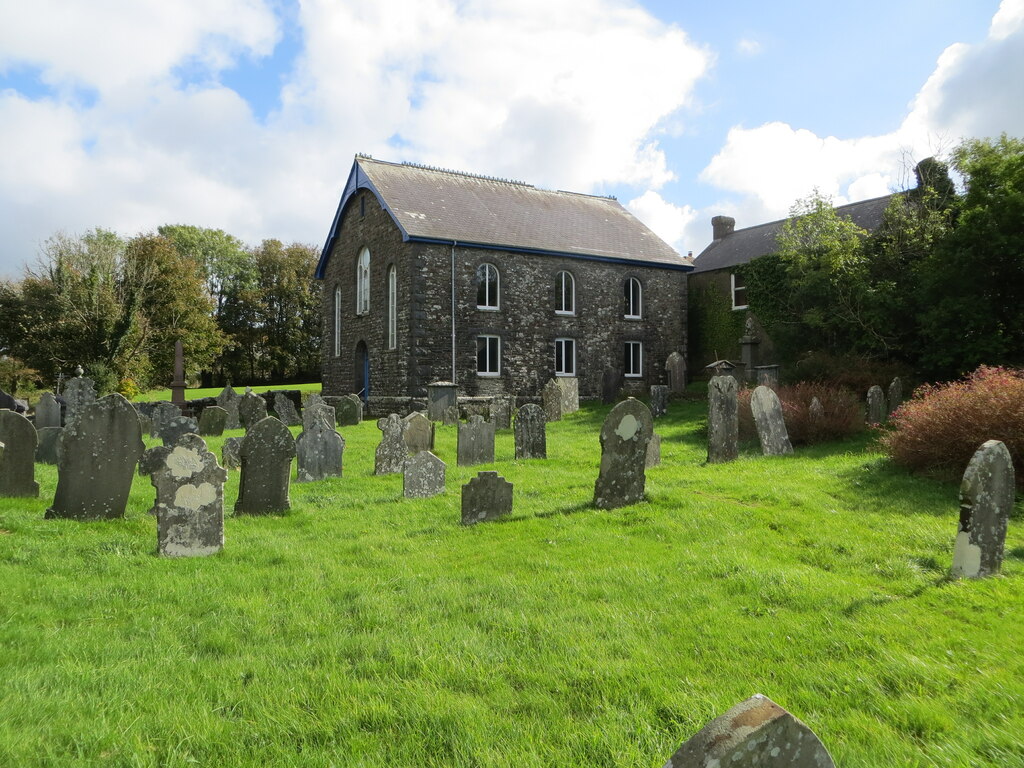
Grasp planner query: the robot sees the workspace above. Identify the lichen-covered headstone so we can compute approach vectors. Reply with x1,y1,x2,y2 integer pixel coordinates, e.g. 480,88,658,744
46,394,144,520
403,412,434,455
514,403,546,459
650,384,669,418
489,396,512,430
239,391,268,431
403,450,445,498
222,436,243,470
303,402,336,431
866,385,887,425
149,401,180,440
646,432,661,469
35,426,62,465
751,385,793,456
557,378,579,415
707,375,738,464
141,434,227,557
235,417,296,515
35,391,62,429
663,693,835,767
888,376,903,414
461,470,513,525
665,351,687,394
62,375,96,425
442,405,459,426
161,415,199,446
593,398,653,510
215,385,241,430
375,413,407,475
0,410,39,497
296,417,344,482
952,439,1014,579
273,392,301,427
542,378,563,422
198,406,228,436
458,414,495,466
332,395,362,427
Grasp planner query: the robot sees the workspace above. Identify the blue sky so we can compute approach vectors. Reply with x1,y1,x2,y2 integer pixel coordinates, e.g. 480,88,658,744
0,0,1019,277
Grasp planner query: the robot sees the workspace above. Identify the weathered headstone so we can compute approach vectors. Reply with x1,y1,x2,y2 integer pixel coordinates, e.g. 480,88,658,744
442,405,459,426
593,398,653,510
489,396,512,430
646,432,661,468
273,392,301,427
304,402,336,431
514,403,546,459
235,417,296,515
542,378,563,422
35,391,62,429
141,434,227,557
375,413,407,475
755,364,780,389
601,368,623,405
62,375,96,425
665,351,687,394
751,385,794,456
296,418,344,482
461,470,513,525
866,385,887,425
457,414,495,466
0,410,39,497
198,405,228,436
132,404,154,437
333,395,362,427
160,415,199,446
215,385,241,430
650,384,669,418
239,391,268,431
403,412,434,455
151,401,181,440
427,381,457,422
557,378,579,415
888,376,904,414
403,450,445,498
35,426,62,465
952,439,1014,579
46,394,144,520
809,396,824,424
707,375,738,464
663,693,835,767
222,437,243,470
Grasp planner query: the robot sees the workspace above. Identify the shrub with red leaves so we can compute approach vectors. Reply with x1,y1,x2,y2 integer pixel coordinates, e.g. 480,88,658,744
880,366,1024,485
738,382,864,445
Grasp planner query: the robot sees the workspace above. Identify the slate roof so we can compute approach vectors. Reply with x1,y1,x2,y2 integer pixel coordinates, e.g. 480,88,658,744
691,194,895,274
316,156,691,278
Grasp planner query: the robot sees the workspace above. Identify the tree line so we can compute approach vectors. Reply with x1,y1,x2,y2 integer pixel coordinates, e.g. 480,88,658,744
0,226,322,395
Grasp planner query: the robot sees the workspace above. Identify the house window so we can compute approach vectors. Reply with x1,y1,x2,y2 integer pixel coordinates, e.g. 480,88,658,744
555,338,575,377
477,335,500,376
731,272,748,310
555,271,575,315
624,341,643,378
624,277,642,319
476,263,500,309
333,285,341,357
356,247,370,315
387,265,397,350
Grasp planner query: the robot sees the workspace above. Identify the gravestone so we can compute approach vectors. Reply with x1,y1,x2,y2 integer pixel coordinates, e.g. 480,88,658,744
755,364,780,389
458,414,495,466
374,414,407,475
0,410,39,497
888,376,903,414
141,434,227,557
663,693,835,767
46,394,144,520
665,351,687,394
133,405,154,437
866,385,887,425
304,402,336,431
427,381,457,422
809,396,824,424
62,375,96,425
650,385,669,418
542,378,564,422
215,385,241,430
274,392,301,427
333,395,362,427
235,417,296,515
489,396,512,430
198,405,228,436
403,412,434,455
707,375,739,464
601,368,623,405
239,391,268,431
35,391,62,429
514,403,546,459
403,450,445,498
296,417,344,482
442,405,460,426
222,437,243,470
556,378,579,415
952,439,1014,579
593,398,653,510
151,402,181,440
35,426,63,465
646,432,661,468
751,385,793,456
160,415,199,446
461,470,513,525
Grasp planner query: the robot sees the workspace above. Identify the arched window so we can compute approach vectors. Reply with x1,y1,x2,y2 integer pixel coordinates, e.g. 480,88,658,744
333,285,341,357
555,271,575,315
476,263,499,309
624,277,642,319
387,264,397,350
356,247,370,315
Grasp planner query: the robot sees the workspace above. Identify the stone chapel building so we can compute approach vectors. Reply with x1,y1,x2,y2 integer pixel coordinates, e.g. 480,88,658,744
316,156,692,413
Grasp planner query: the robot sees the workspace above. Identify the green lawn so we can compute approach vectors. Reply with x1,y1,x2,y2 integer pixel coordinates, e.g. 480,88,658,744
133,382,322,403
1,400,1022,767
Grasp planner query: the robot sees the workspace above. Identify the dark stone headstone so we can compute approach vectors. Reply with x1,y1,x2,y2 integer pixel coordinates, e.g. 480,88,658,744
751,385,793,456
866,385,887,425
601,368,623,405
514,403,546,459
273,392,301,427
296,418,344,482
593,398,653,510
239,391,268,431
375,413,407,475
403,450,445,498
442,404,459,426
888,376,904,414
489,396,512,430
35,391,62,429
215,385,241,430
235,417,296,515
35,426,63,465
427,381,457,422
403,412,434,455
0,409,39,497
160,415,199,446
755,364,780,389
665,351,687,393
650,384,669,418
707,375,738,464
198,406,228,436
542,378,563,422
151,401,181,440
457,414,495,467
952,439,1014,579
222,437,243,470
62,376,96,425
331,395,362,427
461,470,513,525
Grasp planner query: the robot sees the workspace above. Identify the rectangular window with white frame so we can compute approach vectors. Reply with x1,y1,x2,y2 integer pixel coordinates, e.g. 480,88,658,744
624,341,643,378
476,335,500,376
731,272,748,310
555,337,575,377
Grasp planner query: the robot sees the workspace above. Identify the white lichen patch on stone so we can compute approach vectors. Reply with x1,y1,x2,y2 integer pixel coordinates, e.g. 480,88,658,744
174,482,217,511
615,414,639,441
166,446,204,479
952,530,983,578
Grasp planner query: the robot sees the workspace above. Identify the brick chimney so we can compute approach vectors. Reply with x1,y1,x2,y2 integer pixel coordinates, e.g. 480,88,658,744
712,215,735,241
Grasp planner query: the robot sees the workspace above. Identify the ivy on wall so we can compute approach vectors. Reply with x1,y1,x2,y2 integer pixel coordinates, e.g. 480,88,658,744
688,281,749,369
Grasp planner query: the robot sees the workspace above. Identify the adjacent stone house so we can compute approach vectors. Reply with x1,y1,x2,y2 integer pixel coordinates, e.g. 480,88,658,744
316,156,692,413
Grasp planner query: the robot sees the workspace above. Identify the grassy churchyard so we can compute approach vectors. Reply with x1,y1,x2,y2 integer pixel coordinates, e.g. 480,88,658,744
1,398,1022,767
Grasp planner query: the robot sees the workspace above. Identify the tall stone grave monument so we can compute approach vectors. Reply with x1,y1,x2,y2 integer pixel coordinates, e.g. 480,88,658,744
403,450,445,498
0,410,39,497
707,375,738,464
46,394,144,520
239,391,268,431
665,351,687,393
458,414,495,466
952,439,1014,579
235,417,296,515
198,406,228,436
514,403,546,459
296,417,344,482
866,385,887,425
62,374,96,425
751,385,794,456
215,385,241,430
649,384,668,418
274,392,302,427
403,412,434,455
35,391,62,429
461,470,513,525
593,398,653,510
375,414,407,475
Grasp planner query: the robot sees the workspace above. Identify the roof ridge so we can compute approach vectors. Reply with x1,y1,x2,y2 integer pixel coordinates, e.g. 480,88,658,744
724,192,896,237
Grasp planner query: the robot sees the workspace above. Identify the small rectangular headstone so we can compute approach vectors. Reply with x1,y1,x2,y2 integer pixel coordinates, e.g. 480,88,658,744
457,415,495,466
0,410,39,497
235,417,296,515
665,352,686,393
866,385,887,425
461,470,513,525
427,382,457,421
296,418,344,482
542,378,563,422
198,406,228,436
215,385,241,430
649,384,669,418
513,403,546,459
403,450,445,498
707,375,739,463
403,412,434,455
645,432,661,468
35,391,62,429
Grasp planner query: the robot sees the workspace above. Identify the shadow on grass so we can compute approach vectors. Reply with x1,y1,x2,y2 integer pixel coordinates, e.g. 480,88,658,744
833,455,954,517
841,574,953,616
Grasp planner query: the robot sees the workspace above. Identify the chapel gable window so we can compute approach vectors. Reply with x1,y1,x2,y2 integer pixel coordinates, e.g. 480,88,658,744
555,271,575,315
476,263,500,310
624,277,642,319
356,247,370,315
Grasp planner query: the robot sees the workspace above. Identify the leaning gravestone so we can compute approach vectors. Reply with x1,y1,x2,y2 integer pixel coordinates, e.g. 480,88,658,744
514,403,546,459
160,415,199,446
0,410,39,497
375,414,408,475
665,351,687,394
866,385,887,425
542,378,564,422
888,376,904,414
751,385,794,456
403,450,445,498
198,405,228,436
273,392,301,427
150,402,181,440
296,417,344,482
461,470,513,525
593,398,653,510
35,426,63,465
35,391,62,429
333,395,362,427
239,391,268,431
646,432,661,468
650,384,669,418
663,693,835,767
235,417,296,515
222,437,243,470
952,439,1014,579
707,375,738,464
403,412,434,455
46,394,144,520
215,385,241,430
458,414,495,466
62,375,96,425
141,434,227,557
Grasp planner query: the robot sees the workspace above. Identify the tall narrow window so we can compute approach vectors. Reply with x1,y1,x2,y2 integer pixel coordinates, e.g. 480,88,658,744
555,271,575,315
555,338,576,377
624,341,643,378
624,278,642,319
333,285,341,357
387,265,397,350
356,247,370,315
477,335,500,376
476,263,500,309
731,272,748,310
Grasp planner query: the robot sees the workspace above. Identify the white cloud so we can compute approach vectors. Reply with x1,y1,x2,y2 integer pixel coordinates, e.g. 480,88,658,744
736,38,762,57
626,190,697,255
